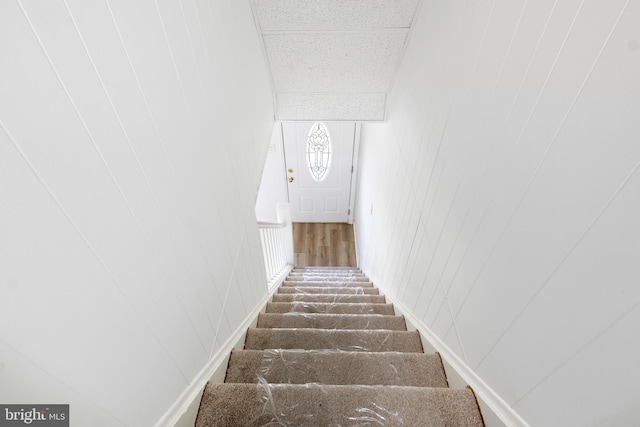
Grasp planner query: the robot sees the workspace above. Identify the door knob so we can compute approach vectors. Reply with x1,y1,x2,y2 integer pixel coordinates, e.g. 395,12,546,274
288,177,294,183
288,168,293,173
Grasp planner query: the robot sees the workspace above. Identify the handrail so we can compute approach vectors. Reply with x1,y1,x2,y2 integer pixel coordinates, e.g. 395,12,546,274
257,221,285,228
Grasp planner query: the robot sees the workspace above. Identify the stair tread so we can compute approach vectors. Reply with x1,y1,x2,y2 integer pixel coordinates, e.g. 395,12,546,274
225,349,448,387
272,294,387,303
277,286,379,295
283,280,374,287
287,273,367,278
244,328,424,352
265,301,395,315
257,312,407,330
286,275,370,281
197,383,483,427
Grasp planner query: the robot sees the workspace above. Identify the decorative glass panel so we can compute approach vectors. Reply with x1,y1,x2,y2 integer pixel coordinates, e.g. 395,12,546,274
306,122,332,182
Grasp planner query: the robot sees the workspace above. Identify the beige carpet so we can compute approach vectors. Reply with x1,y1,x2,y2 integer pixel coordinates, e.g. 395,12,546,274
196,267,485,426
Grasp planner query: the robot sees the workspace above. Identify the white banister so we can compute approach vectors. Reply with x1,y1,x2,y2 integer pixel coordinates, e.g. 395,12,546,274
257,203,294,289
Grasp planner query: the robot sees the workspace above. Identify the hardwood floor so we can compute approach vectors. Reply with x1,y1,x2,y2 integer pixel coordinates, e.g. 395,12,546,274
293,223,357,268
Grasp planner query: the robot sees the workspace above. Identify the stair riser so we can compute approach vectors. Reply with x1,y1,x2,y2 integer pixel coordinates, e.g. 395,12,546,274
226,350,448,387
271,294,387,304
265,302,395,315
287,274,370,283
257,313,407,330
277,287,379,295
282,281,374,287
289,271,367,278
244,329,424,353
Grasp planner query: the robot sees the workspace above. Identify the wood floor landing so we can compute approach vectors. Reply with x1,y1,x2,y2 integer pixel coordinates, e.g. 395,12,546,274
293,223,357,268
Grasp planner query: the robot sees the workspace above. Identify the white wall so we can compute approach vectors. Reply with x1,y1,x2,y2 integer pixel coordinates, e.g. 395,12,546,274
355,0,640,425
255,123,288,222
0,1,273,425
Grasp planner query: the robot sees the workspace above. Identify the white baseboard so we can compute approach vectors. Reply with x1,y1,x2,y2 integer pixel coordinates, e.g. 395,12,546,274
155,265,292,427
389,297,530,427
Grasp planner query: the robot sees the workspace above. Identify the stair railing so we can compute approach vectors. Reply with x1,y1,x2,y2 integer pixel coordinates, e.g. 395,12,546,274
257,203,294,289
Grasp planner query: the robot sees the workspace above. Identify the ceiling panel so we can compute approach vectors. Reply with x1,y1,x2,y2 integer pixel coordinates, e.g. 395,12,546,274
252,0,421,121
277,93,386,121
254,0,420,31
264,32,408,93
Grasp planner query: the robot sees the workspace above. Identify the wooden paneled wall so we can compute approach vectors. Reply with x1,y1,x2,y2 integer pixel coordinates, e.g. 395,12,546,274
354,0,640,425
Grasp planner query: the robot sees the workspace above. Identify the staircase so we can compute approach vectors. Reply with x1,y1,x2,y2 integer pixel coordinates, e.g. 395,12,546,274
196,267,485,426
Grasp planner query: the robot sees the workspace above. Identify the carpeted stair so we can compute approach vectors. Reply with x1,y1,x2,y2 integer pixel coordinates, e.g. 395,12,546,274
196,267,485,426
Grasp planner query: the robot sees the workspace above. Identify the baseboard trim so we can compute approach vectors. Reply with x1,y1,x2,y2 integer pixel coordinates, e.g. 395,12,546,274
389,297,531,427
155,264,293,427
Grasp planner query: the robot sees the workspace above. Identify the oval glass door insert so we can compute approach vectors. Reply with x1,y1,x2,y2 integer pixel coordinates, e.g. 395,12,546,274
306,122,332,182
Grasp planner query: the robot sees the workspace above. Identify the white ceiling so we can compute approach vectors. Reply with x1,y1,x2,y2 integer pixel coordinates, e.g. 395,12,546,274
252,0,421,121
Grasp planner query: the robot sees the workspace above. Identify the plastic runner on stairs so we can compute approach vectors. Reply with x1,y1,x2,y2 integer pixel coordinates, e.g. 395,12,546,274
195,267,485,426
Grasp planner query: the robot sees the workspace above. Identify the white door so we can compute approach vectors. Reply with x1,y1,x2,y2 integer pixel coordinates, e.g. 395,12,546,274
283,122,356,222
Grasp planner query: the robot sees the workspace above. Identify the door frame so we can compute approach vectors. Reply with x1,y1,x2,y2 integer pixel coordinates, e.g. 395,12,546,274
347,122,361,224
